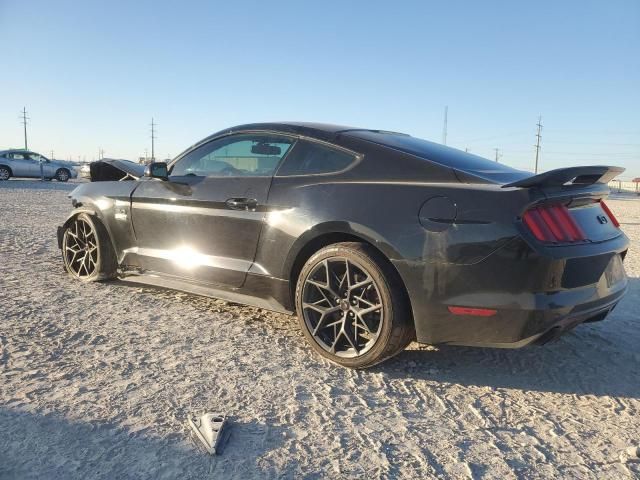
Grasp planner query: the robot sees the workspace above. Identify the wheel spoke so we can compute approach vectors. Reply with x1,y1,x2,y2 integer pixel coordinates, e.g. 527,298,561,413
306,279,340,302
312,310,342,336
341,325,358,353
335,268,347,291
68,250,79,266
349,277,373,292
324,316,344,329
353,293,375,308
303,302,339,315
357,304,382,316
354,312,374,335
83,250,93,272
66,230,80,242
344,260,352,288
307,281,336,306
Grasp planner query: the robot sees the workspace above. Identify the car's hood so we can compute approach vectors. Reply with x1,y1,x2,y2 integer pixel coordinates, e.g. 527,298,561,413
89,159,145,181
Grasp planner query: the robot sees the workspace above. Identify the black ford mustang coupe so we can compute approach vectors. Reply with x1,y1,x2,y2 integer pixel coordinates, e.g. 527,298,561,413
58,122,628,368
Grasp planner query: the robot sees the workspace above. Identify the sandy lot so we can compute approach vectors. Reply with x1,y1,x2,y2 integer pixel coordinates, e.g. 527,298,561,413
1,180,639,479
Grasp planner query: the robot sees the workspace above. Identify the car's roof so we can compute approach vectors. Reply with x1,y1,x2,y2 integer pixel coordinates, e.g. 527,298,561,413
227,122,361,134
207,122,405,144
0,149,33,153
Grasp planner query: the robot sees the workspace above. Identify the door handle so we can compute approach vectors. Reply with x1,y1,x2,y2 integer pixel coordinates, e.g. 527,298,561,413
225,197,258,211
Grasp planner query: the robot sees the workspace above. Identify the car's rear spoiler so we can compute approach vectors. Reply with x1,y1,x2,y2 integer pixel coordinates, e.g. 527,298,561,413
502,166,624,189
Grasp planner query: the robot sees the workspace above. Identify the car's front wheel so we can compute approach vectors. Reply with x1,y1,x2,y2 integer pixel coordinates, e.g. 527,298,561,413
55,168,70,182
61,213,117,282
295,242,414,369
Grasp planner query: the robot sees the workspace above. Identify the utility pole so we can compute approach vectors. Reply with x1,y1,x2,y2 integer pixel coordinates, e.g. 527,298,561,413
98,147,105,160
442,106,448,145
150,118,157,162
494,148,502,162
534,115,543,173
50,150,54,160
20,107,29,149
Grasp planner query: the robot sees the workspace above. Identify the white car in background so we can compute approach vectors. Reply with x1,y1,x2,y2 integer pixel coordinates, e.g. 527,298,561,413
0,149,78,182
79,163,92,179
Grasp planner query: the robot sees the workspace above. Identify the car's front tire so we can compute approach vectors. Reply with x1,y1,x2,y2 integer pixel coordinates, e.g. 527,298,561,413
0,166,11,181
55,168,70,182
295,242,414,369
61,213,117,282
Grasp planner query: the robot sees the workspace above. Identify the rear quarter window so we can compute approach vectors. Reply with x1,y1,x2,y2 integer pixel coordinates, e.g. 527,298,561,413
346,130,524,183
276,140,356,176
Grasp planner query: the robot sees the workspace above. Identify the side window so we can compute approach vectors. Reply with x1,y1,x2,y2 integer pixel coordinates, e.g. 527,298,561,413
10,153,25,160
170,134,295,177
276,140,356,176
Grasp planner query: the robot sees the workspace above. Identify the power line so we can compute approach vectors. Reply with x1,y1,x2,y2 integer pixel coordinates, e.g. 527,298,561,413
534,115,543,174
544,141,640,146
19,107,29,149
451,131,529,144
150,118,157,162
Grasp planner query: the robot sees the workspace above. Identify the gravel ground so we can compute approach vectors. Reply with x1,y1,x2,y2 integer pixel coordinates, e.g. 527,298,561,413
1,180,639,479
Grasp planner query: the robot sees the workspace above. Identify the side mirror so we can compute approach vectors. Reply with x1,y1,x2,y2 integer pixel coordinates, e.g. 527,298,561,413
145,162,169,180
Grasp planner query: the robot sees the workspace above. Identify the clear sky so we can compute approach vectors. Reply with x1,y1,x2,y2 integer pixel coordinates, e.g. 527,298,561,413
1,0,638,176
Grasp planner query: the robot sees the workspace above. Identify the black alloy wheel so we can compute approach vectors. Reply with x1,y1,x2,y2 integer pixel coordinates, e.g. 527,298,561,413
296,242,414,369
62,213,116,281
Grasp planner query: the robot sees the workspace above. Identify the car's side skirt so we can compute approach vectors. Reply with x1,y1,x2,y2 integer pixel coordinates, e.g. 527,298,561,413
116,270,294,315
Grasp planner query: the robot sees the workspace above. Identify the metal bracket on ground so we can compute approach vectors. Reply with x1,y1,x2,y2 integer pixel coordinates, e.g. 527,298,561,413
188,413,229,455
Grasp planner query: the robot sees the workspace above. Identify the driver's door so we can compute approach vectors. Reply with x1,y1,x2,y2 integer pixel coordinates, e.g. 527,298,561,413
25,153,52,177
130,133,295,288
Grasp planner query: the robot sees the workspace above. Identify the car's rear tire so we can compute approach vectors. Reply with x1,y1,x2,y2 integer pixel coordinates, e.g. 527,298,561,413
55,168,70,182
61,213,117,282
0,166,11,181
295,242,414,369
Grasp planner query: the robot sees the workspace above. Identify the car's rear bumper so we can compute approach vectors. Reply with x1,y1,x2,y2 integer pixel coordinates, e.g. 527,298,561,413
442,278,627,348
394,233,630,347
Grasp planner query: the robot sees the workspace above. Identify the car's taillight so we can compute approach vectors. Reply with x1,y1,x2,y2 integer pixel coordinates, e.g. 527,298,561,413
522,204,586,243
447,306,497,317
599,200,620,228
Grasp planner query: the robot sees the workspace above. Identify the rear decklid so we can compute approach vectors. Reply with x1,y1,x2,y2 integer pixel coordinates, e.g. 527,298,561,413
505,166,625,246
